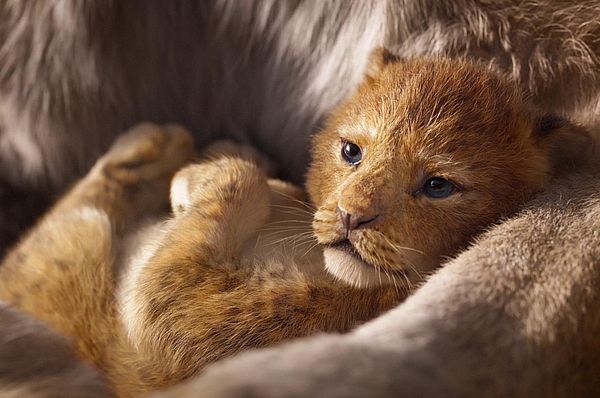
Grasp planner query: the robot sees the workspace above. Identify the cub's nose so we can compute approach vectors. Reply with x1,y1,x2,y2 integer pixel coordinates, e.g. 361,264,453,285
337,206,380,236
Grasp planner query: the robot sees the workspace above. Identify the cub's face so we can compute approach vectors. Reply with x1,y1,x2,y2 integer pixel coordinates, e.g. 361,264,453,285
307,56,556,288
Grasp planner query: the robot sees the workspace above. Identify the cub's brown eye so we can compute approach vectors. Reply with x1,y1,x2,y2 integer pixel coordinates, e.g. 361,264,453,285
341,141,362,165
423,177,455,199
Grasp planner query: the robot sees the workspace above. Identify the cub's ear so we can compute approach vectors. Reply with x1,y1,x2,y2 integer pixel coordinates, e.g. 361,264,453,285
170,169,193,216
364,47,402,81
534,114,593,174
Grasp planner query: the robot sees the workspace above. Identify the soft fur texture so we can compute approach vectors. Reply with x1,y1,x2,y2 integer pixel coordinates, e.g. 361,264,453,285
0,123,401,397
1,1,600,397
308,54,589,288
2,0,599,237
160,171,600,398
0,58,594,397
0,303,111,398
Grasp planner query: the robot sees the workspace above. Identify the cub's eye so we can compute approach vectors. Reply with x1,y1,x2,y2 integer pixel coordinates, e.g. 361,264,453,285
423,177,455,198
341,141,362,165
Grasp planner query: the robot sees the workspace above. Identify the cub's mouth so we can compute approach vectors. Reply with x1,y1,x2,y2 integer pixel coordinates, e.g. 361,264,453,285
324,239,405,288
329,239,360,257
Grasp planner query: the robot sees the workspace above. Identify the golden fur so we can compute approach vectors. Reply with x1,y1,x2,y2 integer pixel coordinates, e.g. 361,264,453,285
0,54,589,397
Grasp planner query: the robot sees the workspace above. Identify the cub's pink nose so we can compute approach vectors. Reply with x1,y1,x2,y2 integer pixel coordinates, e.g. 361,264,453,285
337,206,380,236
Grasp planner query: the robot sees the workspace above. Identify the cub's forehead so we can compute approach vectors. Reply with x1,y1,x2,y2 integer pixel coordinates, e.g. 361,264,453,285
337,59,524,148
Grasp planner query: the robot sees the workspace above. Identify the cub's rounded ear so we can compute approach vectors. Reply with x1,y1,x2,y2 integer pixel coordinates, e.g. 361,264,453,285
534,114,593,174
364,47,402,81
170,169,193,216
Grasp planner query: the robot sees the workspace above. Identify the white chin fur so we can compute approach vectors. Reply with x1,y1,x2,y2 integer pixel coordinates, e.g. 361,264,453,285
323,247,395,288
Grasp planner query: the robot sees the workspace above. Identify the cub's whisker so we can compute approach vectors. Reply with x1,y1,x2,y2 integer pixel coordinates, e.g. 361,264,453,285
376,232,424,256
263,220,313,225
270,191,315,212
270,204,315,215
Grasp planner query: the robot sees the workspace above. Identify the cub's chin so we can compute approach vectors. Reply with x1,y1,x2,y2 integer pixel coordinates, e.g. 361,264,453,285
323,241,399,288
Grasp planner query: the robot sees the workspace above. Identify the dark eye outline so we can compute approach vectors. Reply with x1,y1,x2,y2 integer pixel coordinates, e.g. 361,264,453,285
341,140,363,165
420,176,458,199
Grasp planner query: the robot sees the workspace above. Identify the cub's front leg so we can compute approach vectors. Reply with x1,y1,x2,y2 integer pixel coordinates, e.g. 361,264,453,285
121,144,400,391
170,155,273,261
119,152,272,385
0,123,194,366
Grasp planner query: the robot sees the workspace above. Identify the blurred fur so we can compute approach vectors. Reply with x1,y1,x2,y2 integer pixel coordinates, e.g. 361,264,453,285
0,59,590,397
1,1,599,189
0,303,111,398
1,1,600,397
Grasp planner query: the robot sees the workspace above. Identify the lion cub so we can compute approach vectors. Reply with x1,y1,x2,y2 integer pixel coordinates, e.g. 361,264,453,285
0,50,588,397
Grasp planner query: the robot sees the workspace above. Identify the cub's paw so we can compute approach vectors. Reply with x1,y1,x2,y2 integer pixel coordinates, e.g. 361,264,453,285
170,158,270,221
201,140,276,177
96,123,195,184
89,123,195,215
